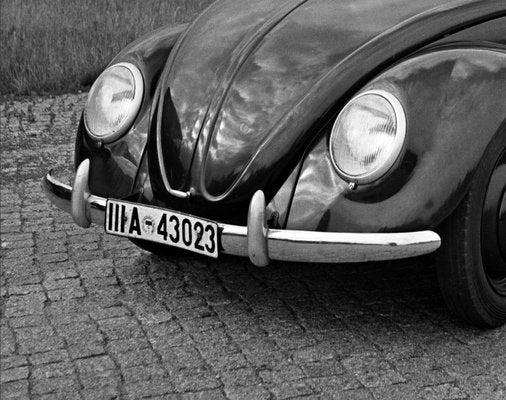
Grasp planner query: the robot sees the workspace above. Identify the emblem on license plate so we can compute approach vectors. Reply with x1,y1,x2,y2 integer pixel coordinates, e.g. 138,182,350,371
105,200,219,258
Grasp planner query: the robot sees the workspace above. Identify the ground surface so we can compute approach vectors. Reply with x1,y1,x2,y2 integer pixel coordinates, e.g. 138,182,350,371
1,94,505,399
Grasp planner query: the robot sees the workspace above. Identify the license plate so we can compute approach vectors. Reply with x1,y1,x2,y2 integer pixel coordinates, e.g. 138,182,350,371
105,199,218,258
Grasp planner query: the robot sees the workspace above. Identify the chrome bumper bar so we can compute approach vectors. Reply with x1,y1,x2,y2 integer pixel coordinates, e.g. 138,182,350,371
42,159,441,266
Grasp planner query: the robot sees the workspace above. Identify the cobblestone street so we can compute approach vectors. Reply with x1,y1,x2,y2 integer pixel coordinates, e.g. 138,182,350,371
1,94,505,399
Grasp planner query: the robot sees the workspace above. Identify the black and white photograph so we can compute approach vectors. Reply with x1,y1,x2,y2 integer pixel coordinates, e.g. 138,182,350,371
1,0,505,399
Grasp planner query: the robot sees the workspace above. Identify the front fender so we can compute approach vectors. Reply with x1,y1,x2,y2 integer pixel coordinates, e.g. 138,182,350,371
74,24,188,199
286,46,506,233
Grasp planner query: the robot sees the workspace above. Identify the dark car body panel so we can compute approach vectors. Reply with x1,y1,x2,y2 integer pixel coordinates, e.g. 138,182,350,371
154,0,505,206
75,1,506,231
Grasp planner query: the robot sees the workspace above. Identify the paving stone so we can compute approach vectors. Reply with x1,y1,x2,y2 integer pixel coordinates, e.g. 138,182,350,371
16,327,65,355
38,242,67,254
35,389,82,400
67,341,106,359
459,375,506,400
342,354,406,388
98,316,144,340
44,268,79,281
300,359,346,378
32,361,74,380
125,378,176,399
156,345,206,371
47,286,86,301
181,389,227,400
9,284,44,295
206,352,250,372
47,310,91,326
393,356,453,386
55,321,104,346
38,252,68,263
224,385,271,400
220,367,260,387
9,315,49,328
8,274,42,286
0,367,29,383
172,368,222,393
29,349,69,365
89,306,131,320
240,338,287,369
82,386,121,400
0,379,30,399
268,379,314,399
145,321,182,338
323,388,374,400
43,277,80,290
75,355,116,377
0,355,28,370
259,363,305,384
122,364,167,382
31,377,80,396
4,292,46,317
417,383,467,400
0,327,16,356
79,368,122,389
115,347,159,368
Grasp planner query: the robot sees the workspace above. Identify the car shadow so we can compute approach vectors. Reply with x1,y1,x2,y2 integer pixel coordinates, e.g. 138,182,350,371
124,249,476,334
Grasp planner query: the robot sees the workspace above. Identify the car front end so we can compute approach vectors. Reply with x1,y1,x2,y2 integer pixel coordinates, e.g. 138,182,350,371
43,0,503,268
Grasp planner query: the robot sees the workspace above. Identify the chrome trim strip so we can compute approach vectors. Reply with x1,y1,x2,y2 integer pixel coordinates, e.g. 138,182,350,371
154,89,191,199
264,229,440,263
43,161,441,265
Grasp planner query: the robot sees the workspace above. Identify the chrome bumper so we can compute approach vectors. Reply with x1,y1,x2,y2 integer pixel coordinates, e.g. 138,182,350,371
42,159,441,266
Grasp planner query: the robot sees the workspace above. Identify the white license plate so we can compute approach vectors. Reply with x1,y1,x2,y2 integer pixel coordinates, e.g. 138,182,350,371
105,199,218,258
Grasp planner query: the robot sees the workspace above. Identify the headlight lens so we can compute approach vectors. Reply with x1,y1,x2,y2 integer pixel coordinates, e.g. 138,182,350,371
84,62,143,142
330,90,406,184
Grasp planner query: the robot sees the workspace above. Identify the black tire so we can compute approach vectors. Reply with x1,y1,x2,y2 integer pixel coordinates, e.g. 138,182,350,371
437,133,506,328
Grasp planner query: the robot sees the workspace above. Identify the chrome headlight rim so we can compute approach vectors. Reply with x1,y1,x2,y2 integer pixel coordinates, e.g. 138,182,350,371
84,62,144,144
329,89,407,185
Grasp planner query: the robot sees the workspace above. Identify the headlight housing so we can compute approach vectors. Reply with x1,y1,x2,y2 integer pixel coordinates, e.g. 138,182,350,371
84,62,144,143
330,90,406,184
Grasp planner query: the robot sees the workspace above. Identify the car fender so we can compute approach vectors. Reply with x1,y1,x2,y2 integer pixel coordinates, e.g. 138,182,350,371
74,24,188,198
285,45,506,233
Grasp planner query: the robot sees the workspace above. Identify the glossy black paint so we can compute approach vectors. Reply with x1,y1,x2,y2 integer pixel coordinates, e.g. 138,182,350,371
76,0,506,233
152,0,505,210
75,24,187,198
287,46,506,232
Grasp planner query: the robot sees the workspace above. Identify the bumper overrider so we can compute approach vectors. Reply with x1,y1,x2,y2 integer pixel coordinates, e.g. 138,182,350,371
42,159,441,267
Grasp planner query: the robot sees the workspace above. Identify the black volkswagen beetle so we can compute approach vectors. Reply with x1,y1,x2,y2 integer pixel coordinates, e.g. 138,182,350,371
43,0,506,327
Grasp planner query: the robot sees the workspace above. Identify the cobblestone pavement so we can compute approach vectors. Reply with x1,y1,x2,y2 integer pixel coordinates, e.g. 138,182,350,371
1,94,505,400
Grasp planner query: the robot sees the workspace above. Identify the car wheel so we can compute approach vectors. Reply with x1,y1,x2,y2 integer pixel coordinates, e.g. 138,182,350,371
438,134,506,328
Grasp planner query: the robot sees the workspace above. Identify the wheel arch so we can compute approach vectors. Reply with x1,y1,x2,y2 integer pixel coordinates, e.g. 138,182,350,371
285,45,506,233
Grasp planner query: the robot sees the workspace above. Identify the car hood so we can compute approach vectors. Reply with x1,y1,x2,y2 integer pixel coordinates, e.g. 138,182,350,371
153,0,501,203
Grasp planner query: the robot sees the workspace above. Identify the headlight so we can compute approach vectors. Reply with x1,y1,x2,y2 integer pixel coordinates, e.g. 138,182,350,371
84,62,144,143
330,90,406,184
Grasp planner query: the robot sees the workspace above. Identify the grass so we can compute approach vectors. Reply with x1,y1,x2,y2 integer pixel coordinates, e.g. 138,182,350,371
0,0,215,95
